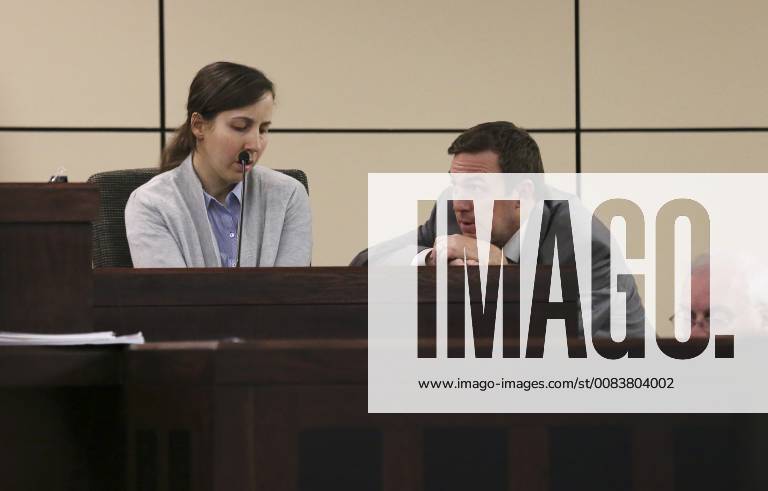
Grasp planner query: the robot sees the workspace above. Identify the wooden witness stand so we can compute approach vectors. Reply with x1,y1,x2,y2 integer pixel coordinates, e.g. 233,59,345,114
0,184,763,490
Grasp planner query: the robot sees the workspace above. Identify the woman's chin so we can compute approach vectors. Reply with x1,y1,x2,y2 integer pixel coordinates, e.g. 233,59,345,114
233,162,254,173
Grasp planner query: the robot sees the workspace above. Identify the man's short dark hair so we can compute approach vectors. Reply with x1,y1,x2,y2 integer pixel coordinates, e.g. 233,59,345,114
448,121,544,173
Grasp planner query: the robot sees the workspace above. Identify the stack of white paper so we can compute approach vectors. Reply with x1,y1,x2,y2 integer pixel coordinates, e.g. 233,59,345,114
0,331,144,346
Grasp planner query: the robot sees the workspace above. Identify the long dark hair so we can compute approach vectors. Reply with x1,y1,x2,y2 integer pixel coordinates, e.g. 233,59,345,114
161,61,275,171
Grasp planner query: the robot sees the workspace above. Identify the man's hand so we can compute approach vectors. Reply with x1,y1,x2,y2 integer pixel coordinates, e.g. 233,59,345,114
426,234,507,266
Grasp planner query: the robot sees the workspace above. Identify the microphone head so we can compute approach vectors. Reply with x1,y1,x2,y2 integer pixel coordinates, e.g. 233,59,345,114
238,151,251,165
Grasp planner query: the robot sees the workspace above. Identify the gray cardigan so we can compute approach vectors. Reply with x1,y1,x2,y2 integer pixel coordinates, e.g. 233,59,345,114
125,155,312,267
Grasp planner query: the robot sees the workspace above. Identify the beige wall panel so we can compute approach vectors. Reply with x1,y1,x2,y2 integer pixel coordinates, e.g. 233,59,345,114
581,0,768,127
263,132,574,265
0,1,158,126
582,132,768,172
0,133,159,182
165,0,574,129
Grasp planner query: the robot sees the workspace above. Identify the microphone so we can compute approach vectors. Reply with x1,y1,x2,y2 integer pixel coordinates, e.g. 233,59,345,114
235,150,251,267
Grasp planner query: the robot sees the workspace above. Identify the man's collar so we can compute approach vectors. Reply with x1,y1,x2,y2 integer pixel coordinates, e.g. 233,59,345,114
502,200,541,263
502,225,524,263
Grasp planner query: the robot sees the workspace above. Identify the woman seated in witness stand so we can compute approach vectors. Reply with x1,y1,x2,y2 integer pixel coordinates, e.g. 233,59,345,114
126,61,312,267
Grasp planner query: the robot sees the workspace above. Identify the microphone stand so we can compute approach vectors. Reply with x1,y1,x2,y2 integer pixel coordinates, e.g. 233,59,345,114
235,151,250,267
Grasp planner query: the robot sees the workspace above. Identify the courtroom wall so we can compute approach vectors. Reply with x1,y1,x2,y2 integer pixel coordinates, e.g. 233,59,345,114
0,0,766,265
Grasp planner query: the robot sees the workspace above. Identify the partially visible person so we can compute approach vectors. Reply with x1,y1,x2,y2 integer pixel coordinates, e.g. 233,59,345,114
690,257,711,337
672,254,766,337
126,61,311,267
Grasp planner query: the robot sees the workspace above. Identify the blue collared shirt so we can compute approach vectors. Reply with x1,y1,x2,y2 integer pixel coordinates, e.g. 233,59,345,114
202,183,242,267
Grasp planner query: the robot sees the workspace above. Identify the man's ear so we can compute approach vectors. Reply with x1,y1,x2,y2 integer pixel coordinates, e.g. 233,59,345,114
190,112,206,140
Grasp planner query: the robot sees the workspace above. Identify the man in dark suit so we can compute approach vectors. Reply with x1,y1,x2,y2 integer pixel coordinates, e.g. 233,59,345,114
354,121,645,337
421,121,644,336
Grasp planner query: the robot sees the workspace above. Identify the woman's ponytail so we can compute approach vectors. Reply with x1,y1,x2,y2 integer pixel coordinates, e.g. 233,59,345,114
160,119,196,171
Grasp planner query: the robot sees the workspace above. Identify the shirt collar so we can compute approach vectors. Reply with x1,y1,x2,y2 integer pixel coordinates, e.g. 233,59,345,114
502,201,539,263
503,225,524,263
203,181,243,208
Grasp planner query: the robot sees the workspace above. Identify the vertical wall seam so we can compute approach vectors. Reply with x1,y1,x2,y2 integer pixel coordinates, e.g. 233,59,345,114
158,0,166,152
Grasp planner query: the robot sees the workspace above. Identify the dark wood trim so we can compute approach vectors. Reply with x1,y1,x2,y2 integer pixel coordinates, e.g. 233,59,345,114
0,184,99,222
0,346,121,387
124,338,722,386
93,266,552,307
509,426,549,490
94,267,369,306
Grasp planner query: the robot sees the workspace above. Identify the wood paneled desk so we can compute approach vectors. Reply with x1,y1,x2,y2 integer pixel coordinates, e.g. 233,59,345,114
0,184,97,333
123,339,757,491
0,341,758,491
93,267,369,341
0,347,122,490
0,185,763,490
